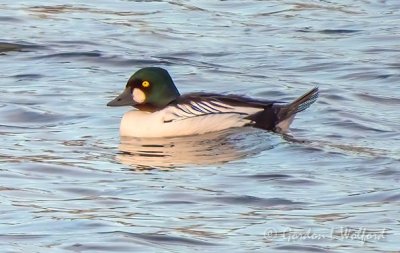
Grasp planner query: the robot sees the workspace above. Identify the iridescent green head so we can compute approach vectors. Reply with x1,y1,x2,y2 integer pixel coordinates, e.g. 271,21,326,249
107,67,180,109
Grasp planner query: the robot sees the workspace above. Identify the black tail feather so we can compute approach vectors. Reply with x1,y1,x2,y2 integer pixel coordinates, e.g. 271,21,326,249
274,87,319,132
248,87,319,133
282,87,319,117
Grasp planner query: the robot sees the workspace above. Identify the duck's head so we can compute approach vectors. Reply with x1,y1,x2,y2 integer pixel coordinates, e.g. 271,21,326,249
107,67,180,109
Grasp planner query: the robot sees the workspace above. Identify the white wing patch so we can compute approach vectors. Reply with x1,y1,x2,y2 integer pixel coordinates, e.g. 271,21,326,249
162,99,263,123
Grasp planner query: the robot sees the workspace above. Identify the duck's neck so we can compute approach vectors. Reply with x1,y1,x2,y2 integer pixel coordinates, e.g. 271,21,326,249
134,104,159,112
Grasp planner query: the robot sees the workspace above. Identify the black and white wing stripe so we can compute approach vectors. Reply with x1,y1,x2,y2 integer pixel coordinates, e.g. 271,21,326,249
162,94,267,123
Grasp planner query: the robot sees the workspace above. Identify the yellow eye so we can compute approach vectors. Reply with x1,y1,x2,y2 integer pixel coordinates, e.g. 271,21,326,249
142,81,150,87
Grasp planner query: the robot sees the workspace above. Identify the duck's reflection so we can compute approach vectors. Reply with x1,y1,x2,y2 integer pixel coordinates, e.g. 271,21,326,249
117,128,277,170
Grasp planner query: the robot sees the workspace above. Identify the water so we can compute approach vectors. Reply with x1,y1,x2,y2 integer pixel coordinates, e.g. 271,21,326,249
1,1,399,252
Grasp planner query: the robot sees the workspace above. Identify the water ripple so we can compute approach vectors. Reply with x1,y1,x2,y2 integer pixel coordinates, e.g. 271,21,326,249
110,231,219,246
0,42,45,53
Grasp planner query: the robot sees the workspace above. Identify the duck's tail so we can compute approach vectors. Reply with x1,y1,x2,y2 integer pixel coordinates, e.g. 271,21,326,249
273,87,319,133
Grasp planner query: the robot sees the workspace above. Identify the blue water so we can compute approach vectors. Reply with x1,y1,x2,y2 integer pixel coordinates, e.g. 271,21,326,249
1,1,399,252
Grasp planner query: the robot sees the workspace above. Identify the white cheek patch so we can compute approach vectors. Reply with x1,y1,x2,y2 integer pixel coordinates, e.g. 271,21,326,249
132,88,146,103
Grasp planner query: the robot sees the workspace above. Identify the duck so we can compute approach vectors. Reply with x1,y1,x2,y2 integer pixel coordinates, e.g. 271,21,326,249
107,67,319,138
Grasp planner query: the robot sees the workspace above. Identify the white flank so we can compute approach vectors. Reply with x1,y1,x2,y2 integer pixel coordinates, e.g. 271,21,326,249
119,99,264,137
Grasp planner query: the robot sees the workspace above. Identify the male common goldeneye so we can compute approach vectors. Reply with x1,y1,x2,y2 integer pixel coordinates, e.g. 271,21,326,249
107,67,318,138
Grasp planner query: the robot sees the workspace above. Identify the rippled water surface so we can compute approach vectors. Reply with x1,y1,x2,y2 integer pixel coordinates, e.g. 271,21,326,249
1,1,400,252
